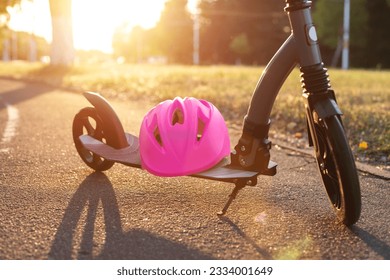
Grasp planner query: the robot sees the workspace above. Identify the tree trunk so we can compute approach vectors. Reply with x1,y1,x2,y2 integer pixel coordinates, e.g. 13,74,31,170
49,0,74,65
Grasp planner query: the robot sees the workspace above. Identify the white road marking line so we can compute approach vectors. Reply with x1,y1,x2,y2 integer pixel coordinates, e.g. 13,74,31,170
1,101,19,153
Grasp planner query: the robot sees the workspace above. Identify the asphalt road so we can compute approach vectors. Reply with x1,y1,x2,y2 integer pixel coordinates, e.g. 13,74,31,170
0,78,389,260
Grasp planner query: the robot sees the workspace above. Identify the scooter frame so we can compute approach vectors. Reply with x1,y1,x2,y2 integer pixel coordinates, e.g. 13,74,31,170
72,0,361,224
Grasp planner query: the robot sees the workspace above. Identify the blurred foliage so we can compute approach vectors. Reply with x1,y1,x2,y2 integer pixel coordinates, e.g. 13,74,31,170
0,0,48,61
0,0,21,14
113,0,192,64
0,0,389,68
111,0,390,68
155,0,193,63
313,0,367,49
313,0,390,68
113,0,288,65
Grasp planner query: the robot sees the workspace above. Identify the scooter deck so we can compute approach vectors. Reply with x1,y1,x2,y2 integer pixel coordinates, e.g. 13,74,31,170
79,134,277,184
80,134,142,167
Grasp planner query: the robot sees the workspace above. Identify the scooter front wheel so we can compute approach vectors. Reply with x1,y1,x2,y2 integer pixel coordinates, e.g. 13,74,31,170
72,107,115,171
312,115,361,225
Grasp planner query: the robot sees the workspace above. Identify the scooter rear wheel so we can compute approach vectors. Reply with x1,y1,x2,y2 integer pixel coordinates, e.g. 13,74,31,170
72,107,115,171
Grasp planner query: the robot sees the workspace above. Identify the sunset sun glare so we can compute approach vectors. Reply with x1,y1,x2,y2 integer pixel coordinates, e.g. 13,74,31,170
72,0,167,53
8,0,197,54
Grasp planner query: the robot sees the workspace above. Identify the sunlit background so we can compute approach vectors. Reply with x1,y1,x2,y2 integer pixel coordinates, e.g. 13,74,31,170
8,0,198,53
2,0,389,68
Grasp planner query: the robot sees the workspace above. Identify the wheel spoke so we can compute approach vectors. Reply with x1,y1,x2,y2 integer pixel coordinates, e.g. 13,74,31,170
314,122,341,207
81,117,95,135
92,153,103,165
94,121,104,139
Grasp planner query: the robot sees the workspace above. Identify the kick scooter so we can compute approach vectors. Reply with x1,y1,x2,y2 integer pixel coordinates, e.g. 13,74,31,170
72,0,361,225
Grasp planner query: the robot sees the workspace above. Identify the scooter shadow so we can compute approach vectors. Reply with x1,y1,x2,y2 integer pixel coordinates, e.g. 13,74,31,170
351,226,390,260
49,172,213,259
218,216,273,259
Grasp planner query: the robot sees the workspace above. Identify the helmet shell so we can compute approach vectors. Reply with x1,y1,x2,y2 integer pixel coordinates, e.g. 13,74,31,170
139,97,230,177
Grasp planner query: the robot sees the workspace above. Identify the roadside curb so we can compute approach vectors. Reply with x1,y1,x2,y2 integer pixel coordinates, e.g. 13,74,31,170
273,139,390,180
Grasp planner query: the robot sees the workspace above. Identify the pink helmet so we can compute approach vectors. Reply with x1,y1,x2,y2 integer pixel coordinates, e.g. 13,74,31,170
139,97,230,177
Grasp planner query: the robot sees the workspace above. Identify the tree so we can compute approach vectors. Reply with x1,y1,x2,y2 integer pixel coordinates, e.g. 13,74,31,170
113,24,158,63
313,0,368,68
313,0,343,50
313,0,390,69
0,30,48,60
0,0,21,55
0,0,74,65
229,33,252,64
0,0,20,14
365,0,390,68
49,0,74,65
154,0,193,64
198,0,288,64
112,23,132,61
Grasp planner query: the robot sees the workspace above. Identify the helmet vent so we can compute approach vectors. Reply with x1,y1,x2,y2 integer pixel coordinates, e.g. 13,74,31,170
153,127,163,146
172,108,184,125
197,119,205,141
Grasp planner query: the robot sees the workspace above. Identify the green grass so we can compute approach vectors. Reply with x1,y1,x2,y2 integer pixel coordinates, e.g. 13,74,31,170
0,61,388,166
